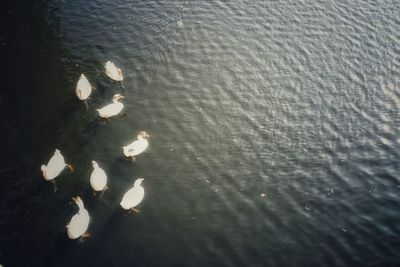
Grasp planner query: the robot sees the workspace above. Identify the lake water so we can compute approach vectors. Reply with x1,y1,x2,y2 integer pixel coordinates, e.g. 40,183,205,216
1,0,400,266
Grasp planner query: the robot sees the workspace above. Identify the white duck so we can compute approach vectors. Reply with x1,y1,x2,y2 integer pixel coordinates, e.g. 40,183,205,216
96,94,125,120
41,149,73,191
123,131,150,160
75,74,92,101
90,161,108,194
120,178,145,212
66,196,90,240
105,61,123,81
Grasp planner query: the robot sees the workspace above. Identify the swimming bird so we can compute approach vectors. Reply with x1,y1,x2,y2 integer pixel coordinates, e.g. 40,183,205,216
123,131,150,161
105,61,123,82
75,74,92,101
90,161,108,195
41,149,73,191
96,94,125,120
66,196,90,240
120,178,144,213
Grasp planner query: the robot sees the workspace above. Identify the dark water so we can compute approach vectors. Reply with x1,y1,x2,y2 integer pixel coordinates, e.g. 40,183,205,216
1,0,400,266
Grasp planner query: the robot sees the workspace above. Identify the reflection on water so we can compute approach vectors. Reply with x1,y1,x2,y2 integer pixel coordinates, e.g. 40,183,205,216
1,0,400,266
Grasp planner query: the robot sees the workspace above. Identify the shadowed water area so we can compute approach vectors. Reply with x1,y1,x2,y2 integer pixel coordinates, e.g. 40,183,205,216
1,0,400,266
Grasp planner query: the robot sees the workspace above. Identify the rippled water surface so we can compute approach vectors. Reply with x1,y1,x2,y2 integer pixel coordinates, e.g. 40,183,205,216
1,0,400,266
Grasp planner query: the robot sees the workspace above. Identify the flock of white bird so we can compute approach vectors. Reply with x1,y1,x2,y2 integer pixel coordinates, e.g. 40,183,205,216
40,61,149,240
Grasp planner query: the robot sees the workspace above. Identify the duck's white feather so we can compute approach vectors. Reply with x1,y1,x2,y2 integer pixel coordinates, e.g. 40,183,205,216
120,180,144,210
41,149,66,181
96,101,124,118
67,197,90,239
75,74,92,100
123,139,148,157
105,61,123,81
90,162,107,191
